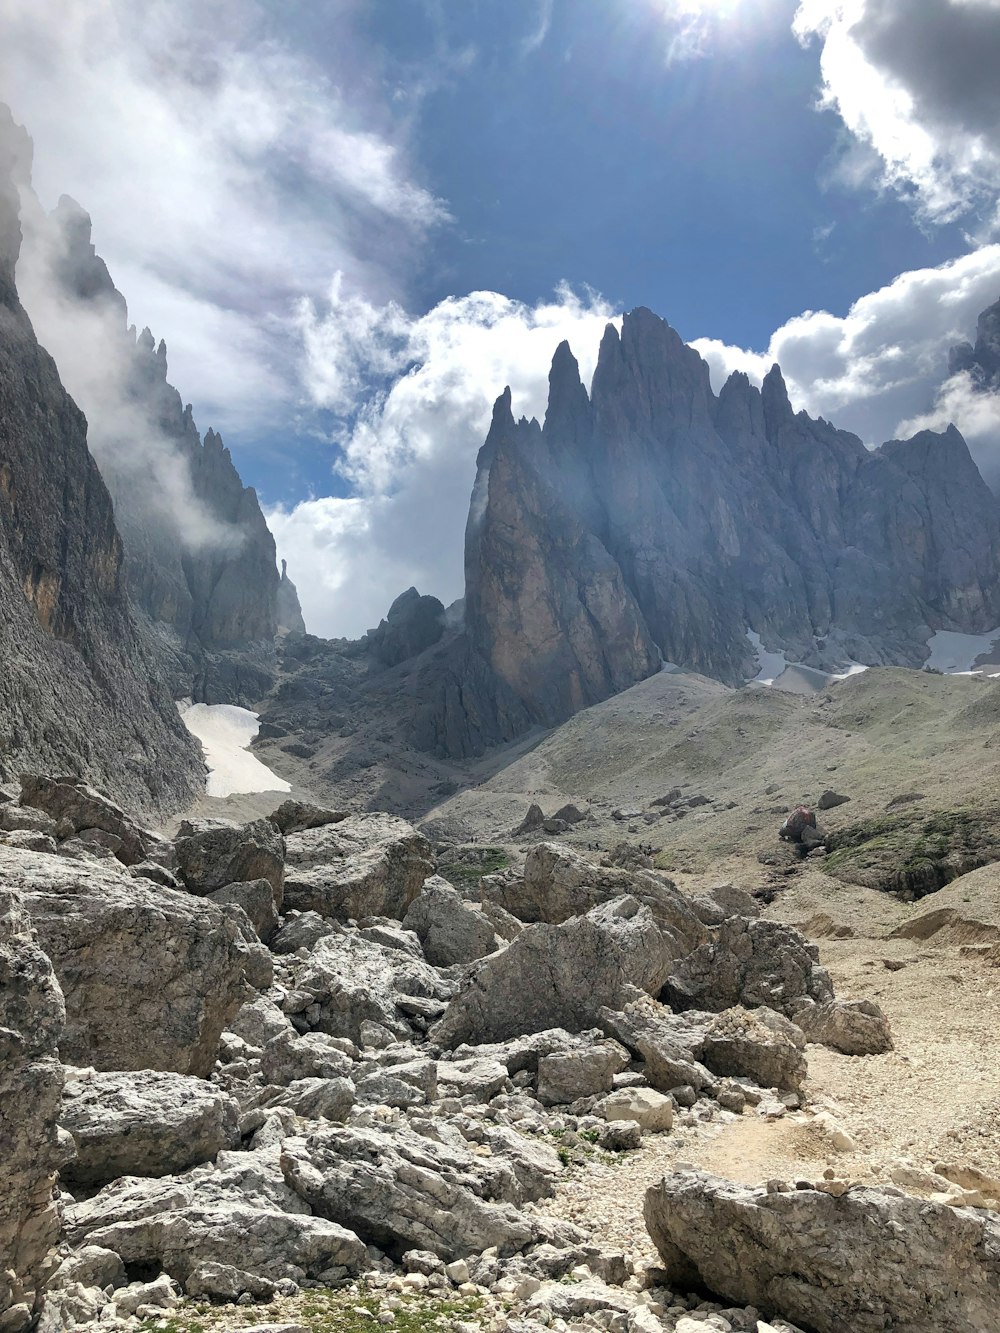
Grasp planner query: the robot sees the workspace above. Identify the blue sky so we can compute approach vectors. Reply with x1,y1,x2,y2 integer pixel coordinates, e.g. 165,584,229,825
4,0,1000,634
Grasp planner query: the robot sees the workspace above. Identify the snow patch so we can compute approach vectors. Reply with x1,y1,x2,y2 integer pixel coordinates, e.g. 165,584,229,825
746,630,788,685
746,630,869,691
924,628,1000,675
179,702,291,798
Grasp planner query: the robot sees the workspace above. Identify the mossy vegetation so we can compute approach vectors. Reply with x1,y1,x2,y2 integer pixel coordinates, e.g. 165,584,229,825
438,846,510,890
825,805,1000,898
138,1289,486,1333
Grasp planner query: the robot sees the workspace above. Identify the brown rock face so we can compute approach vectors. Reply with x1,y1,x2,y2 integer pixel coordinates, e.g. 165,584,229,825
0,890,67,1332
0,105,202,815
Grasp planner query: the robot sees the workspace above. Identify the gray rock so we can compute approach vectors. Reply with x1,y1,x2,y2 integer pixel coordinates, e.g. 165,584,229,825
645,1169,1000,1333
260,1077,355,1122
817,790,850,810
664,915,834,1019
227,996,295,1049
281,1121,541,1260
59,1068,240,1185
282,813,433,921
208,879,280,943
791,997,894,1055
367,587,445,667
260,1030,354,1085
432,897,676,1048
5,846,264,1075
19,776,167,867
174,818,284,901
184,1262,275,1302
268,800,346,835
697,1007,807,1092
270,910,337,955
65,1148,365,1286
597,1087,674,1133
402,876,499,966
536,1041,629,1105
436,1057,510,1102
51,1247,125,1293
285,927,448,1044
0,890,67,1332
276,559,307,637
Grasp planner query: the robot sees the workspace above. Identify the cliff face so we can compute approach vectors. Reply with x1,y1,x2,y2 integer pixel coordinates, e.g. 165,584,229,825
427,307,1000,755
0,106,202,814
16,190,281,698
949,296,1000,389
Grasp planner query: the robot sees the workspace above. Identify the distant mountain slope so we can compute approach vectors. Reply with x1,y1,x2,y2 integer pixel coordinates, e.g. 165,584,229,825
422,307,1000,756
15,180,305,701
0,106,202,814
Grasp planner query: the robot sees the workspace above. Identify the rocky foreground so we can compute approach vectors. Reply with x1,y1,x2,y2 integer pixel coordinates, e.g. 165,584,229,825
4,775,999,1333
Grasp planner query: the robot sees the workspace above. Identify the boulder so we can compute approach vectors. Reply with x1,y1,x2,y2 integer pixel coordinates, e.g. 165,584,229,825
270,910,337,955
281,1122,540,1260
66,1147,366,1286
260,1030,354,1085
173,818,284,901
268,800,347,835
284,928,449,1044
779,806,817,842
59,1069,240,1186
664,915,834,1019
645,1170,1000,1333
19,775,165,867
226,996,295,1049
432,898,676,1048
0,890,67,1332
817,790,850,811
4,846,264,1075
597,1088,674,1133
697,1007,807,1092
260,1077,355,1122
791,998,894,1055
402,877,499,966
487,844,707,957
436,1057,510,1102
536,1041,630,1106
282,813,433,921
207,879,280,943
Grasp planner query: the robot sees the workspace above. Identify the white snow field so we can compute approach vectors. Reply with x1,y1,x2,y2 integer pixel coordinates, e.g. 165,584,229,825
746,629,868,693
178,702,291,798
924,627,1000,674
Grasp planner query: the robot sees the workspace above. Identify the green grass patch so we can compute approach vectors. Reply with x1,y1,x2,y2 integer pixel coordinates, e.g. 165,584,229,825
139,1290,486,1333
438,847,510,891
825,805,1000,898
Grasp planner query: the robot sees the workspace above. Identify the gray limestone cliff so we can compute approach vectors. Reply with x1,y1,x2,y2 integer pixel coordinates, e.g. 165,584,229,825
0,105,202,814
15,187,283,702
420,307,1000,756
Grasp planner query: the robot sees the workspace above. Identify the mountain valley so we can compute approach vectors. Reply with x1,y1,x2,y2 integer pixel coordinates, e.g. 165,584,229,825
5,93,1000,1333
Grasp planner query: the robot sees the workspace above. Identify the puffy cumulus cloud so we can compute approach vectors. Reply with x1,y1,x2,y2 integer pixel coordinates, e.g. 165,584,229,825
691,242,1000,471
266,285,618,638
0,0,445,436
795,0,1000,225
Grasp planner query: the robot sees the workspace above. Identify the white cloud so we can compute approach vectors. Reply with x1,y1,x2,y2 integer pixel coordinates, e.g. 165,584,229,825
267,285,619,638
691,242,1000,471
795,0,1000,225
0,0,445,436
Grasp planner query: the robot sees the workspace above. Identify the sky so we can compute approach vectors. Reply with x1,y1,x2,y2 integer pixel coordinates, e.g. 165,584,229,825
2,0,1000,636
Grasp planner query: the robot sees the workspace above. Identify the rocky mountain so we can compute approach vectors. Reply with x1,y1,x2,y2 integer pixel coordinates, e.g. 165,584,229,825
419,307,1000,755
15,182,296,702
277,559,307,636
0,106,202,814
949,294,1000,389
